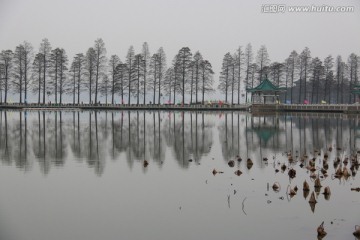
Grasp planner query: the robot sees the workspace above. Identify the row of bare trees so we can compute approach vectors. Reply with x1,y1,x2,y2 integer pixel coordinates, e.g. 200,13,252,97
218,44,359,104
1,40,358,104
0,39,214,104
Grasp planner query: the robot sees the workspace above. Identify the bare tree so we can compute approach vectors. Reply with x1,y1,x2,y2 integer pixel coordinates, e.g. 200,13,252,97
218,53,233,103
174,47,192,104
70,60,77,104
115,63,128,104
149,48,167,104
149,53,158,104
108,55,120,104
39,38,51,104
244,43,253,102
70,53,85,104
230,53,236,104
132,54,144,105
93,38,107,104
348,53,358,103
49,48,60,103
31,53,43,104
0,63,4,102
99,74,111,103
12,45,25,103
57,49,68,104
285,51,298,103
126,46,135,104
156,47,166,105
269,62,284,86
235,47,244,104
163,67,176,103
193,51,203,104
199,59,214,104
299,47,311,102
249,63,258,102
336,56,343,103
85,48,96,104
189,61,195,104
142,42,150,104
309,57,324,103
323,55,334,103
256,45,270,82
0,50,13,103
22,42,33,104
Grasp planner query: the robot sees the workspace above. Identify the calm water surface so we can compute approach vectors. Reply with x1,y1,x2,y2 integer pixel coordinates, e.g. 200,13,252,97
0,110,359,240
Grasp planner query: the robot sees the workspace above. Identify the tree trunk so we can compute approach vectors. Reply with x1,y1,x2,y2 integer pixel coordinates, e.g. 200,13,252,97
196,64,199,103
298,66,302,104
38,68,41,104
95,63,99,104
153,63,156,104
190,67,193,104
4,68,8,103
225,67,228,103
43,55,46,104
158,62,161,105
111,71,115,104
73,69,76,104
24,58,28,104
182,61,185,105
231,64,235,105
144,63,147,105
89,71,92,104
77,66,80,104
202,68,205,104
137,63,140,105
304,61,307,101
19,48,23,104
55,55,58,104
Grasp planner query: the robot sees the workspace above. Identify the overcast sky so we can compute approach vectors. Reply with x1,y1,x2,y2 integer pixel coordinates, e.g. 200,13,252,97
0,0,359,92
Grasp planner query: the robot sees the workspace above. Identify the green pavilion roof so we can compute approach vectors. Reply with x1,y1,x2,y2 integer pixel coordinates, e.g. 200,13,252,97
246,79,286,93
246,127,278,145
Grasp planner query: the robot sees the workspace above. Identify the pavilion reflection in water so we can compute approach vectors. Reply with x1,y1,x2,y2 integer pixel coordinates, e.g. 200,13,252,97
0,110,358,175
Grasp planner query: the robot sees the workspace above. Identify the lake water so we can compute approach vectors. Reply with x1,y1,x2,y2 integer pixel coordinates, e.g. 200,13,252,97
0,110,359,240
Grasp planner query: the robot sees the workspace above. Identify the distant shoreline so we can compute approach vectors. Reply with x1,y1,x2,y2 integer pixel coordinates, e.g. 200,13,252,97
1,103,360,114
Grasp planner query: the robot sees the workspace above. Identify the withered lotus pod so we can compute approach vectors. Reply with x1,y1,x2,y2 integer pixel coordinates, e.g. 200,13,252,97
353,225,360,238
234,170,242,176
343,167,351,177
288,168,296,178
303,180,310,191
272,182,281,192
317,221,327,237
228,160,235,168
309,191,317,203
314,177,322,188
323,186,331,196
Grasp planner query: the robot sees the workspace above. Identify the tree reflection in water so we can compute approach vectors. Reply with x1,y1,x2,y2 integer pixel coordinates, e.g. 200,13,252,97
0,111,358,175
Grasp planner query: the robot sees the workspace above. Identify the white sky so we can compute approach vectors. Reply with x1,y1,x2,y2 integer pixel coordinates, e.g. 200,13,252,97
0,0,360,96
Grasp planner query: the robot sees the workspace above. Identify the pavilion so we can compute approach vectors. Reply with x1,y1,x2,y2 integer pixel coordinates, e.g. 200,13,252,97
246,79,286,104
352,84,360,102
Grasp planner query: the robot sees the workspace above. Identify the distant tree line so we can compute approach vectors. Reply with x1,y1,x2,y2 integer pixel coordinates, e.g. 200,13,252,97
0,39,214,105
0,39,358,104
218,44,359,104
